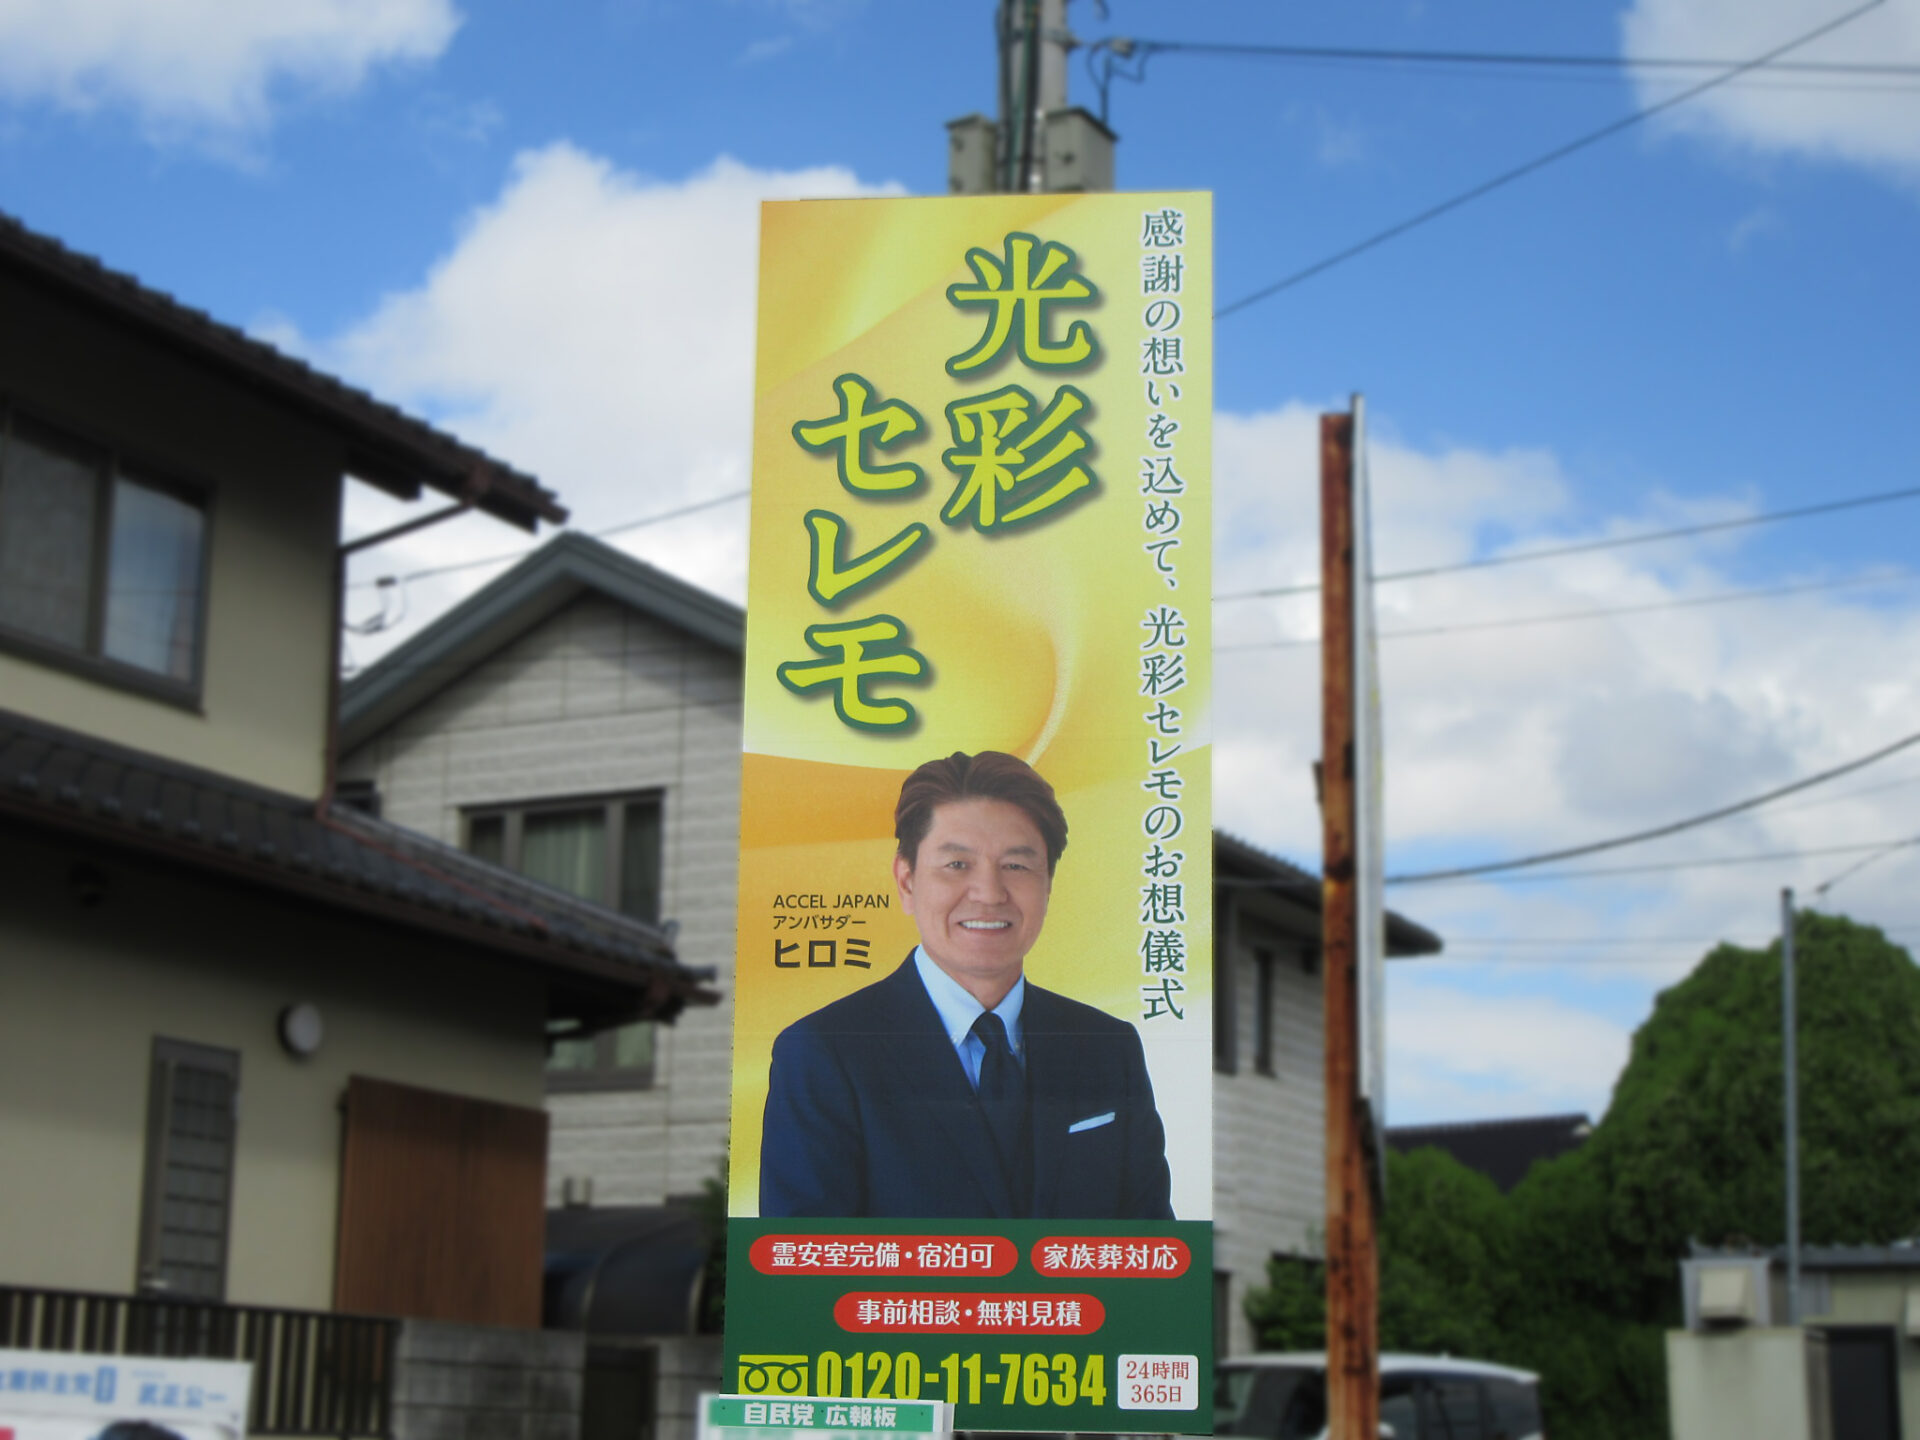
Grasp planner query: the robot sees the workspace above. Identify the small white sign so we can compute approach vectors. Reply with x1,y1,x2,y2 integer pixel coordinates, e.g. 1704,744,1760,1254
0,1348,252,1440
1116,1353,1200,1410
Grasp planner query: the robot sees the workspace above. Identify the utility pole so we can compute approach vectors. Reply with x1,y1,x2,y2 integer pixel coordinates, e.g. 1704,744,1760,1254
946,0,1116,195
1782,887,1802,1324
1321,408,1381,1440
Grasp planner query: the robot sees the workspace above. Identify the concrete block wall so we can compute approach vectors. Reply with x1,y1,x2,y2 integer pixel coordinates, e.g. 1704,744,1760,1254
652,1337,725,1440
392,1319,586,1440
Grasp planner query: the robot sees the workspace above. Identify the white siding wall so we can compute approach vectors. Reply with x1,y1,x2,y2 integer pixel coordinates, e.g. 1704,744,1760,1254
1212,913,1324,1356
340,593,741,1206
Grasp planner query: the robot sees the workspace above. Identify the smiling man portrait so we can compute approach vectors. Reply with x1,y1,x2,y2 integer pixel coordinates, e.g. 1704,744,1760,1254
758,750,1174,1220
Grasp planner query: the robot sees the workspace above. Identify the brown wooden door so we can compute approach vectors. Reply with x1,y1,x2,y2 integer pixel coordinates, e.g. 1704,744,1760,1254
335,1075,547,1326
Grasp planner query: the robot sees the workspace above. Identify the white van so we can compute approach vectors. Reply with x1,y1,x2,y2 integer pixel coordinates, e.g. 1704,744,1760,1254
1213,1352,1546,1440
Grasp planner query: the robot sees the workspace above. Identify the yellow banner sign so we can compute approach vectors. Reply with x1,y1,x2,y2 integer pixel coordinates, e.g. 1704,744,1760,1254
731,192,1213,1225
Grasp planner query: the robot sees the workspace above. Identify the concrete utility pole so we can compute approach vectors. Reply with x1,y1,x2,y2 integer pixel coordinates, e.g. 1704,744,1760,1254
946,0,1116,195
1782,887,1802,1325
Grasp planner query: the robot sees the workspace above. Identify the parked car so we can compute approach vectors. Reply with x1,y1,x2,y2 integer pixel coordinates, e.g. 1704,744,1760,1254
1214,1352,1545,1440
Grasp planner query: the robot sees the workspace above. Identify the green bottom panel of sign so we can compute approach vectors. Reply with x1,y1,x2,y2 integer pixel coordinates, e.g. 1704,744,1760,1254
724,1218,1213,1434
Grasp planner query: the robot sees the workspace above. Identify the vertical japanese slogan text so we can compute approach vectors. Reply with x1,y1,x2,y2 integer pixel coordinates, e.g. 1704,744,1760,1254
776,230,1101,730
1136,207,1190,1029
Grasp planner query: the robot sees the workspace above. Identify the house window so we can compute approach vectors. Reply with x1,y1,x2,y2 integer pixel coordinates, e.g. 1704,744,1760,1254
463,793,664,1089
1213,895,1238,1074
0,410,207,694
138,1038,239,1300
1254,947,1277,1075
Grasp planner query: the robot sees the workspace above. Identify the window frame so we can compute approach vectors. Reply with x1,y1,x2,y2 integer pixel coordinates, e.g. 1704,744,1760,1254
1253,946,1277,1076
461,790,667,1092
1213,891,1239,1074
0,402,214,707
137,1036,240,1301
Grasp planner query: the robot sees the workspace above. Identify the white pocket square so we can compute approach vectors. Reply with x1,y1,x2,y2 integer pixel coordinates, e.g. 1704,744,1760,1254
1067,1111,1116,1134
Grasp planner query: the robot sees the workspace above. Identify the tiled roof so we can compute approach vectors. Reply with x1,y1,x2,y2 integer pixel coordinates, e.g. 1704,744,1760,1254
340,532,742,750
0,208,564,531
1217,827,1444,958
0,707,712,1022
1388,1113,1593,1192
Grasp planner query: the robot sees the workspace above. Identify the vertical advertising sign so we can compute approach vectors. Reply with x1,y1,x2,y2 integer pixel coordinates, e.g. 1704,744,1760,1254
727,193,1212,1433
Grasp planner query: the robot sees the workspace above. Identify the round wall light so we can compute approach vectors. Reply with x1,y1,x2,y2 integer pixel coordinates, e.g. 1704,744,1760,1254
277,1002,324,1058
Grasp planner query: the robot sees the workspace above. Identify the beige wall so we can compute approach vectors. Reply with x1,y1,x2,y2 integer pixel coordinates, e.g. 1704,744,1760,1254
0,272,341,798
0,828,547,1311
341,591,743,1207
1666,1328,1823,1440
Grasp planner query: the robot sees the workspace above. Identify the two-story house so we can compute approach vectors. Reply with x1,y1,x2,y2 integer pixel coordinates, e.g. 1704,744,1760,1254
0,213,712,1437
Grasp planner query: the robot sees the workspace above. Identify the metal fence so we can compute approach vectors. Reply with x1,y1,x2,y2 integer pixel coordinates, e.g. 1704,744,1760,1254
0,1284,397,1437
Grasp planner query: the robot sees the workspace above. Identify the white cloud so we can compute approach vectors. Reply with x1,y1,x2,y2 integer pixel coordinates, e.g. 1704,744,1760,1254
1211,398,1920,1120
738,36,796,66
0,0,458,141
316,144,895,640
1211,403,1920,865
309,141,1920,1125
1622,0,1920,183
1386,978,1633,1124
1727,204,1781,252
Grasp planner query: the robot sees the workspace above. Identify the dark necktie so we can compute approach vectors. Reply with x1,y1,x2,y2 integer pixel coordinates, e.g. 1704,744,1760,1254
971,1011,1032,1207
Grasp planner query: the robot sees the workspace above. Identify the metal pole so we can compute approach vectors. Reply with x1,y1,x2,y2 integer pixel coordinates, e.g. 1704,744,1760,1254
1782,887,1801,1324
1322,411,1379,1440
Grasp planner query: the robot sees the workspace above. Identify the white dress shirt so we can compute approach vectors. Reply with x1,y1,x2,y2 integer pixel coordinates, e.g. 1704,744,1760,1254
912,945,1026,1090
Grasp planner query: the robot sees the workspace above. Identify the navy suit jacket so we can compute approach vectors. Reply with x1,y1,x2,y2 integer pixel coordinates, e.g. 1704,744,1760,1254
759,954,1174,1219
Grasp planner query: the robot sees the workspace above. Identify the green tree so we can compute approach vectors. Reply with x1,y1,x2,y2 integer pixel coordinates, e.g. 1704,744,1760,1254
1377,1147,1510,1358
1243,914,1920,1440
1243,1146,1508,1356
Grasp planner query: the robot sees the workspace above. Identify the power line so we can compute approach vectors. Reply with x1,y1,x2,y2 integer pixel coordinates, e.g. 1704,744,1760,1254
1429,935,1723,946
1214,483,1920,602
345,488,751,591
1218,569,1916,652
1389,837,1920,887
1811,835,1920,898
1118,36,1920,78
1387,724,1920,885
1749,769,1920,818
1426,952,1722,966
1214,0,1887,318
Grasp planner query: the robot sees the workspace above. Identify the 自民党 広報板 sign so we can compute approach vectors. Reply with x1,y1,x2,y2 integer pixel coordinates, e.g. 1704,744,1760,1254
727,193,1214,1434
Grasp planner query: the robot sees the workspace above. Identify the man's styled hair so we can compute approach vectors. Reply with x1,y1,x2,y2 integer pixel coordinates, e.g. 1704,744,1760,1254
894,751,1069,876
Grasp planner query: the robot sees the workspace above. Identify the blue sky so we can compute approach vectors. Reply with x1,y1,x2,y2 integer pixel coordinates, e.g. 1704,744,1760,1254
5,0,1917,1124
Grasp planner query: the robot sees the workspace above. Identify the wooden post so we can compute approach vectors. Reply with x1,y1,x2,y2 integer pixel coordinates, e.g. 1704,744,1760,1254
1321,410,1379,1440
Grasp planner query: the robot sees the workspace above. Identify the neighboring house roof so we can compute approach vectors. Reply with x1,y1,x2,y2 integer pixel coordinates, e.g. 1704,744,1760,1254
1217,828,1444,959
0,707,714,1026
340,531,743,750
0,208,564,532
1387,1112,1593,1192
